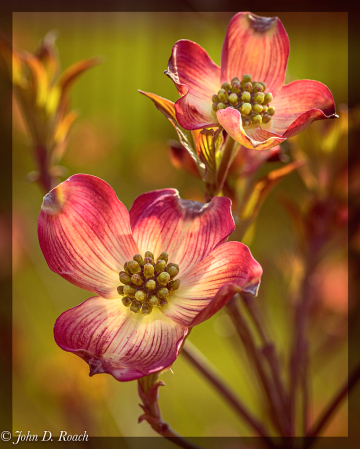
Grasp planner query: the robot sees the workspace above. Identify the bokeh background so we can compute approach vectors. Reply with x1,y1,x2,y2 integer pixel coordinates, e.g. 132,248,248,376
12,11,351,442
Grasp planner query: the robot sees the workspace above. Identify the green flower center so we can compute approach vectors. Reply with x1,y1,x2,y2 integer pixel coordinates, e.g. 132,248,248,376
211,74,275,127
117,251,180,316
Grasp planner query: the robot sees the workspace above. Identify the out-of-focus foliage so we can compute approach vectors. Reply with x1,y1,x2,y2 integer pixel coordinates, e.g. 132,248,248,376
12,12,350,441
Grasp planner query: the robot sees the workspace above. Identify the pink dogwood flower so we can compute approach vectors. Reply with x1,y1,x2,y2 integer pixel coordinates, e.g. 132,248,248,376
38,174,262,381
165,12,337,151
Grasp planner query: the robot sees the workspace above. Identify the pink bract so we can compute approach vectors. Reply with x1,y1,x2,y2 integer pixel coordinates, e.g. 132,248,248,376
38,174,262,381
165,12,337,150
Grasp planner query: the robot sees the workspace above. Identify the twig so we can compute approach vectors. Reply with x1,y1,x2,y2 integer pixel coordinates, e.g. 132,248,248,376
303,359,360,448
241,293,290,428
181,340,277,448
138,379,204,449
227,296,290,437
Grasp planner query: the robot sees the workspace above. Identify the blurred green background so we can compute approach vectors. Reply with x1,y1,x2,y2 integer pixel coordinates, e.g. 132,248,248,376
12,12,349,440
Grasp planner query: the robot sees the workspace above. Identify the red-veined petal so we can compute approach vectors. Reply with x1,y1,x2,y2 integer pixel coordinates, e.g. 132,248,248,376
217,108,286,150
165,39,221,129
38,174,138,299
129,189,234,275
271,80,337,137
54,296,188,382
163,241,262,327
221,12,289,96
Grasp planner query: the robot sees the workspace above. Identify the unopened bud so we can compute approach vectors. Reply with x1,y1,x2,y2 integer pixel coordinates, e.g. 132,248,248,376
221,82,231,92
122,296,132,307
253,83,264,93
145,251,154,261
124,262,132,275
148,295,159,307
158,252,169,264
135,290,147,302
167,265,179,278
157,288,169,299
155,259,166,274
212,94,219,103
240,103,252,116
231,80,241,93
228,93,238,105
144,263,155,278
252,104,263,114
159,298,168,307
241,74,252,86
130,300,141,313
157,272,170,286
253,92,265,104
127,260,141,274
124,284,136,297
218,89,228,103
133,254,144,266
142,303,152,315
251,114,262,125
145,279,157,291
119,271,131,285
244,82,253,92
144,256,154,265
168,279,180,290
131,274,143,286
262,114,272,123
268,106,275,116
264,92,273,104
117,285,124,295
241,91,251,102
217,103,226,110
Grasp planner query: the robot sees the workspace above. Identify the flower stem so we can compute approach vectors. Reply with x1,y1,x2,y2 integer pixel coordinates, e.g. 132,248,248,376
240,293,291,433
226,295,290,437
181,340,276,448
289,259,317,436
137,379,204,449
303,359,360,448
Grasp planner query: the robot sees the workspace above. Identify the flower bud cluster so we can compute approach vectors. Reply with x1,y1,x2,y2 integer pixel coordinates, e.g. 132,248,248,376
117,251,180,315
212,74,275,127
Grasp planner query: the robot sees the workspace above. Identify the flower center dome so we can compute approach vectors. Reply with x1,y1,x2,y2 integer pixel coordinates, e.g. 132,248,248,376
117,251,180,315
212,74,275,127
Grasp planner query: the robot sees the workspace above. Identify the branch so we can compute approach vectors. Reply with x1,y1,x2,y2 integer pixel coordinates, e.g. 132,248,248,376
138,379,204,449
303,359,360,448
181,340,277,449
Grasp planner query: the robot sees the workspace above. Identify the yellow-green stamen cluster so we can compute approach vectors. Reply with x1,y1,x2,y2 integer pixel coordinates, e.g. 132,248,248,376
212,74,275,127
117,251,180,315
